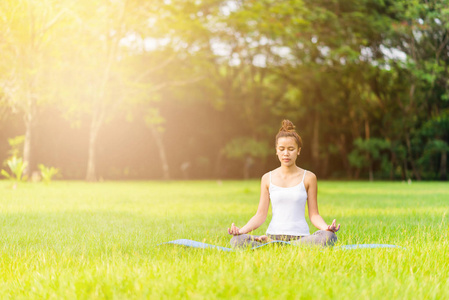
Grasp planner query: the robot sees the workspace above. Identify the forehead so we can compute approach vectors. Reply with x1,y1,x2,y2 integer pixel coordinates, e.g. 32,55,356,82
276,137,298,147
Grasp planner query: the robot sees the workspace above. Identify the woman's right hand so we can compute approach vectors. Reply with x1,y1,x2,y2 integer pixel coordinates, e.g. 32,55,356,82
326,219,341,233
227,223,241,235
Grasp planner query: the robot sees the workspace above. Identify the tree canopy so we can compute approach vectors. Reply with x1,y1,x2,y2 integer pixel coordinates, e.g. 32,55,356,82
0,0,448,181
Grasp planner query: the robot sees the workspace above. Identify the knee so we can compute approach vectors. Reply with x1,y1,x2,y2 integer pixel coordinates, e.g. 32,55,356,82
317,230,338,246
230,234,246,248
230,235,238,247
324,230,338,246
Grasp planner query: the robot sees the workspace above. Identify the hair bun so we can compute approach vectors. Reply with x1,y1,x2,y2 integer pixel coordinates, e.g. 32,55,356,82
279,119,296,132
276,119,302,147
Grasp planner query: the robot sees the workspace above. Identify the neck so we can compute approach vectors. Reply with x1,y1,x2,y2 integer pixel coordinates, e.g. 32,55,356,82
279,164,299,174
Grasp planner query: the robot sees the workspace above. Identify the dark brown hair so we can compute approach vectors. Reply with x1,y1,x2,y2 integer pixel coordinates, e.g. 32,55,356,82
275,120,303,148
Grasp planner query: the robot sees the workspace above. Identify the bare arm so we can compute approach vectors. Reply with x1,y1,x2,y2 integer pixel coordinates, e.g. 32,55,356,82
228,173,270,235
306,172,340,232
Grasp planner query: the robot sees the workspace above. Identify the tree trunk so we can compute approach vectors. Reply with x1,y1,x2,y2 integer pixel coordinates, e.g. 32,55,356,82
405,132,421,180
365,119,370,140
22,94,36,177
149,125,170,180
440,150,447,181
337,134,352,179
390,150,397,180
85,119,100,182
84,5,125,181
402,158,409,181
368,163,374,182
22,114,32,177
365,119,373,181
243,157,254,179
311,110,320,172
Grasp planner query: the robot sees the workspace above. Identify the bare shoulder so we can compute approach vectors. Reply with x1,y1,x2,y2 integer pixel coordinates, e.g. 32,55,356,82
304,170,317,188
261,172,270,187
261,172,270,181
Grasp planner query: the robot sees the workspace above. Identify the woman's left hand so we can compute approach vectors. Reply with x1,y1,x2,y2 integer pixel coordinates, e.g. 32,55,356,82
326,219,341,233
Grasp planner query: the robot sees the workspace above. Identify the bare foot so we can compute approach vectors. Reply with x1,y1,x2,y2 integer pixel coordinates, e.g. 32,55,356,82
254,235,272,243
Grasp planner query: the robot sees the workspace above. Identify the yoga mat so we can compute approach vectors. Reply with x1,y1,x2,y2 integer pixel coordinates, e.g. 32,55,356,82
163,239,234,251
160,239,404,251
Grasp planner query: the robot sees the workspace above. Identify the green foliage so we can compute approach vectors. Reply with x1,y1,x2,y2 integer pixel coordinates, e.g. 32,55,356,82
348,138,390,169
1,156,28,182
223,138,271,160
38,164,60,184
0,0,448,181
6,135,24,158
424,140,449,153
420,110,449,139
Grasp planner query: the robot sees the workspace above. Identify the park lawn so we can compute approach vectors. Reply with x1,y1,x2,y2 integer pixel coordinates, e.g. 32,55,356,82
0,180,448,299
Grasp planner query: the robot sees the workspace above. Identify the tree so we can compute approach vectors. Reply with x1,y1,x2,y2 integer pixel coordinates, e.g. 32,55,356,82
55,0,215,181
0,0,70,176
419,109,449,180
348,138,390,180
375,0,449,180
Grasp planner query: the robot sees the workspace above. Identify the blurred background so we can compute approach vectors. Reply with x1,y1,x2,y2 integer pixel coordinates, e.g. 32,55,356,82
0,0,448,181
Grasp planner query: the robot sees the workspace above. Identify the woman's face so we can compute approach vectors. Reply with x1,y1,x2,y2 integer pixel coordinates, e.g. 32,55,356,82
276,137,301,167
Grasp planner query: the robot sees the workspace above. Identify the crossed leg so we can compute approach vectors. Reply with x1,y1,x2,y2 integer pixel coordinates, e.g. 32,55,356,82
230,230,337,249
289,230,338,247
230,234,263,249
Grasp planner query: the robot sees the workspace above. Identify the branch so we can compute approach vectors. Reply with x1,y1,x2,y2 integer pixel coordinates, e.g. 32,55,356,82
38,7,69,37
134,54,177,82
436,33,449,61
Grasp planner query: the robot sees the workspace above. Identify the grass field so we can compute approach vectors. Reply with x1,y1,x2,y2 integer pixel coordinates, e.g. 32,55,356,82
0,180,448,299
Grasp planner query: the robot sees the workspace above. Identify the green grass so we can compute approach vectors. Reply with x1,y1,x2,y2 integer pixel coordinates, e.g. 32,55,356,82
0,180,448,299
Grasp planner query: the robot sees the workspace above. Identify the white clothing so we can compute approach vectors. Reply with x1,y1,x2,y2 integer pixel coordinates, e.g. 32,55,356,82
266,170,310,236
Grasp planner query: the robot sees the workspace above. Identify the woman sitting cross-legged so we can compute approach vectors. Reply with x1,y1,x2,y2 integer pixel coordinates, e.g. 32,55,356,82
228,119,340,249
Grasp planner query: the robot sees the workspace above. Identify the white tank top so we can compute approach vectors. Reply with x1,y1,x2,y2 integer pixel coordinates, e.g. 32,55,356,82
266,170,310,236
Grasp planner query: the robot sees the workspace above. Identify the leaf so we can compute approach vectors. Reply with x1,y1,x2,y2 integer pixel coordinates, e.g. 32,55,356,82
1,169,11,179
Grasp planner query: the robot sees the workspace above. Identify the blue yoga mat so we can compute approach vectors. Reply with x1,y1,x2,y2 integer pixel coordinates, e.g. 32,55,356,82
160,239,404,251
